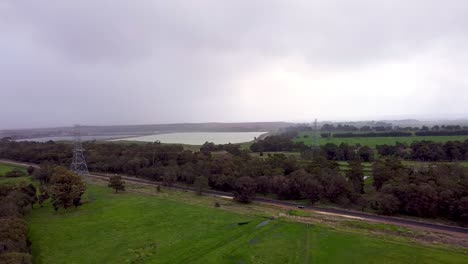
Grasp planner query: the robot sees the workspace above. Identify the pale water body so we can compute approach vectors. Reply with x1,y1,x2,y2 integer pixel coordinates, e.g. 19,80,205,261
109,132,267,145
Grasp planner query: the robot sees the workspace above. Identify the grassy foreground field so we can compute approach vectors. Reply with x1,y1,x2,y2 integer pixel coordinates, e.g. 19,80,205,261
25,183,468,264
294,132,468,148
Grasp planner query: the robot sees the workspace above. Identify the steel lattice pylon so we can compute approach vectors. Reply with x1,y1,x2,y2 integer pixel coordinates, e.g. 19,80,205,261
311,119,319,151
70,125,89,176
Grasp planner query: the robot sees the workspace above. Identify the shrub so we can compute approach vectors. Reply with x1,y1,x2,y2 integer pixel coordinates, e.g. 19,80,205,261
0,218,29,254
0,252,32,264
108,175,125,193
370,193,401,216
233,176,257,203
48,167,86,211
26,166,35,176
4,169,25,178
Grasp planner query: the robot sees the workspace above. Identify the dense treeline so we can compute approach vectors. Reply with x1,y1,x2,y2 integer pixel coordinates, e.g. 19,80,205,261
415,130,468,136
371,158,468,224
321,123,393,132
377,140,468,161
0,139,71,165
291,123,468,134
331,132,413,138
425,125,468,131
200,142,247,156
323,130,468,139
320,143,374,162
0,164,87,263
0,182,37,263
317,123,465,132
321,124,358,132
250,132,307,152
1,139,467,225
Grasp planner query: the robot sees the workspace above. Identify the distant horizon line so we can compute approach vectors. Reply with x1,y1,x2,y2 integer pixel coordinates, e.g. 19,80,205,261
2,117,468,131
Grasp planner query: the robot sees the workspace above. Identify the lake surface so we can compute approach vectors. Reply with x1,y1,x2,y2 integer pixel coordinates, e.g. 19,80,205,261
110,132,267,145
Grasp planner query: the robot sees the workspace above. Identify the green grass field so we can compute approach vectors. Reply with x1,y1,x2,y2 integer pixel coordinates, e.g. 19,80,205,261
0,162,26,176
0,162,30,185
402,160,468,167
294,132,468,148
25,183,468,264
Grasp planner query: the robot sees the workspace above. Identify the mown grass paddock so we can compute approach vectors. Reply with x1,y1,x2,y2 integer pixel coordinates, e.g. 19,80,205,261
26,183,468,264
294,131,468,148
0,162,30,185
0,162,27,176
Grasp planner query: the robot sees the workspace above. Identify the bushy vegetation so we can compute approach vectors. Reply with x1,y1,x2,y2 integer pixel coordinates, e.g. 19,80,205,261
1,139,468,224
200,142,247,156
250,131,308,152
47,167,86,211
0,162,87,263
108,175,125,193
320,123,468,133
0,179,37,263
319,143,374,162
377,140,468,161
370,158,468,224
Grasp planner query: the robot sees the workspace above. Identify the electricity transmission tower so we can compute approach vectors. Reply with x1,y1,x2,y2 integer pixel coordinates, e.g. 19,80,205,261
70,125,89,176
311,119,320,153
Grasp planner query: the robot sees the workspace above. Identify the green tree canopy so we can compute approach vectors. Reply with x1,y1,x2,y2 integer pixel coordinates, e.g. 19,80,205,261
108,175,125,193
48,167,86,211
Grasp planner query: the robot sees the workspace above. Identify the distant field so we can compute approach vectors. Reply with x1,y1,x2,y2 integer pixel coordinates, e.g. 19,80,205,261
26,183,468,264
250,151,302,159
0,163,31,185
295,132,468,148
403,160,468,168
0,163,25,176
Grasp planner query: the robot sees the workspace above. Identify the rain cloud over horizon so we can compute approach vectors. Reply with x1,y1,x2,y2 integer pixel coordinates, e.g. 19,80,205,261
1,0,468,129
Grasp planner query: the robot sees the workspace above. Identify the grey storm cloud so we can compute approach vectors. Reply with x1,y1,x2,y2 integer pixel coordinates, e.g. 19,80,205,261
1,0,468,129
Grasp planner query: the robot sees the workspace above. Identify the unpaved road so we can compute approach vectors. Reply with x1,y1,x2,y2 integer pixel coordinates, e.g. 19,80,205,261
2,159,467,237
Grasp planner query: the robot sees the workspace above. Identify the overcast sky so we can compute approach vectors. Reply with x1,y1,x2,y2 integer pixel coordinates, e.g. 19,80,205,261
1,1,468,129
